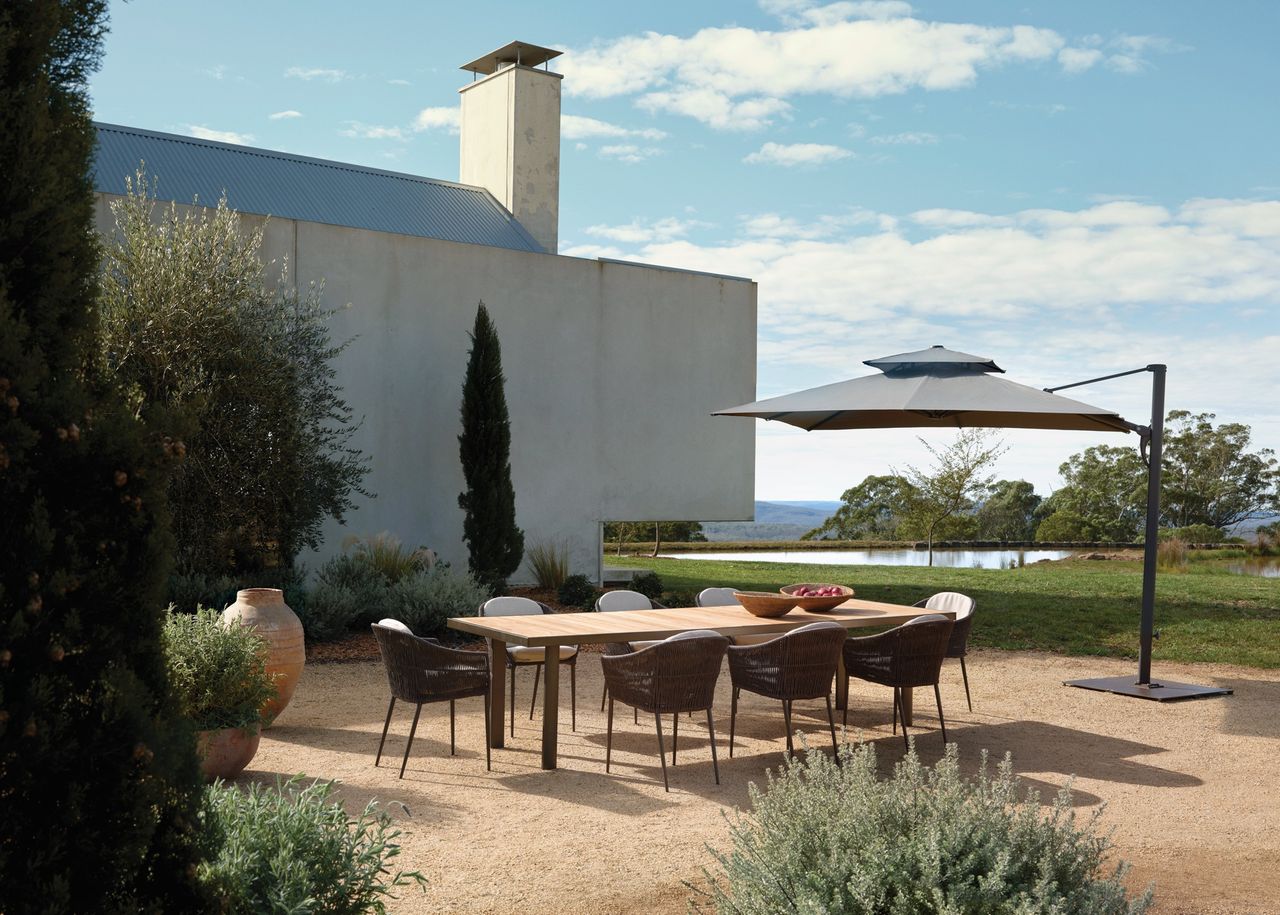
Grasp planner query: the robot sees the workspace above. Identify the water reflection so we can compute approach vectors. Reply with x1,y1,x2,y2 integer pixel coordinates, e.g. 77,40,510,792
661,549,1076,569
1226,558,1280,578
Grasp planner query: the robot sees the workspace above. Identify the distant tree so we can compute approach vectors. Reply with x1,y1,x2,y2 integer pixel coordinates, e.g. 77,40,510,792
899,430,1005,565
0,1,204,907
1034,509,1096,542
974,479,1042,541
603,520,705,555
1047,445,1147,542
458,303,523,592
99,173,369,576
1161,410,1278,530
802,475,915,540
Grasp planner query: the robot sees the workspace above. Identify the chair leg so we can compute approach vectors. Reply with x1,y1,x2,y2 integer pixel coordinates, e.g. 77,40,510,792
449,699,456,755
570,661,577,732
606,698,615,773
706,708,720,786
529,663,541,720
842,678,849,728
892,687,898,734
399,703,422,779
729,686,739,758
654,713,670,792
825,695,838,758
672,712,678,765
894,690,908,750
483,695,491,771
934,683,947,744
375,697,395,767
782,699,794,757
601,683,608,712
510,665,516,737
960,656,972,712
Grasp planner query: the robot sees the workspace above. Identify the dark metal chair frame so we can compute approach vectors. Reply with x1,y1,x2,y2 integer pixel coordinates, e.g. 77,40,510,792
595,591,668,723
480,599,578,736
913,593,977,711
371,624,491,777
600,631,730,792
727,622,845,758
841,615,955,749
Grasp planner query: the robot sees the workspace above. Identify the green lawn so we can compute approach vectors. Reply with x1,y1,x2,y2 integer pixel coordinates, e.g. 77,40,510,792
609,556,1280,668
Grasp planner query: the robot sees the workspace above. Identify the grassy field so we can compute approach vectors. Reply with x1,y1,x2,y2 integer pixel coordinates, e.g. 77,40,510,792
609,555,1280,668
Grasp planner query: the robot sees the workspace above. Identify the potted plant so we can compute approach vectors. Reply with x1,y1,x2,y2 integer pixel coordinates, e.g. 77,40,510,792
162,607,278,780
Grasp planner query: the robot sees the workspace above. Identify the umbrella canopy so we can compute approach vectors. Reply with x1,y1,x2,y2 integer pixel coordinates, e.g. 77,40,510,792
714,345,1133,434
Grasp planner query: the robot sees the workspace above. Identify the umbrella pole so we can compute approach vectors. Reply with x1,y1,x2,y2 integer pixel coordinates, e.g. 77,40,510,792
1062,364,1231,702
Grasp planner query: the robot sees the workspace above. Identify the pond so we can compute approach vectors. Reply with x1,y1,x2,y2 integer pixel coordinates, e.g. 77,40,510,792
660,548,1077,570
1226,557,1280,578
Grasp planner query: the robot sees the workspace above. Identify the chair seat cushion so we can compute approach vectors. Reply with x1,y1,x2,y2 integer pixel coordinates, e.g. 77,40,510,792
629,639,663,651
507,644,578,663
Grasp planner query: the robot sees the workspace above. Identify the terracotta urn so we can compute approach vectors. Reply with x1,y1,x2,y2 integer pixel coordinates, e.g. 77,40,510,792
222,588,305,727
196,726,262,781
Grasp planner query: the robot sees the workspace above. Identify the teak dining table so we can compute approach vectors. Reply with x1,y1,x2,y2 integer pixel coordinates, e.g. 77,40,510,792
448,598,952,770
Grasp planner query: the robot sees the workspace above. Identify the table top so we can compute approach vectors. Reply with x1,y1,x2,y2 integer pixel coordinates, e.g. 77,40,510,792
447,598,950,647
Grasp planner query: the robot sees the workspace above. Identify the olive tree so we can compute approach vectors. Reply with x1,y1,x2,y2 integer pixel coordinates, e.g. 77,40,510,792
899,429,1005,565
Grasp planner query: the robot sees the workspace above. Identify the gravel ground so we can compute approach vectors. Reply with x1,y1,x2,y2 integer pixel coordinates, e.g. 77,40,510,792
248,649,1280,914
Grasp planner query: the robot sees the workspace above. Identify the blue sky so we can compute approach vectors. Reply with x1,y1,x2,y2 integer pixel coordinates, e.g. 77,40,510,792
92,1,1280,501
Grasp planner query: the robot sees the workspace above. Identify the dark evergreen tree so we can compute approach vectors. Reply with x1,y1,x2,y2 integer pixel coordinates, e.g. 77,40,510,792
0,2,205,909
457,303,523,592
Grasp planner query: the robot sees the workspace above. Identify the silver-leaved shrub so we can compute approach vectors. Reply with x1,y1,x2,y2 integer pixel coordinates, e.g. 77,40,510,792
693,742,1152,915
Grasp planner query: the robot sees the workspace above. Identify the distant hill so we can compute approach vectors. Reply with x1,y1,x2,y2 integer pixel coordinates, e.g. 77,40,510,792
701,500,840,541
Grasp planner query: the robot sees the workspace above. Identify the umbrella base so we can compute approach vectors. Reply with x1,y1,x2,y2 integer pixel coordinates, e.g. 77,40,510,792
1064,675,1232,701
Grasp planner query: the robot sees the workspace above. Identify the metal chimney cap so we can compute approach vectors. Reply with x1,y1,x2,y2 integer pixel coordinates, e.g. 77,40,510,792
461,41,562,75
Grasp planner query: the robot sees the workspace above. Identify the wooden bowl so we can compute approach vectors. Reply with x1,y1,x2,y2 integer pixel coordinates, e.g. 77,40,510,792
780,583,855,612
733,591,798,618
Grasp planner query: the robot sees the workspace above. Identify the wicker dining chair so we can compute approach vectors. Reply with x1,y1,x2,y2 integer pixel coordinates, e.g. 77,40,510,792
913,592,977,710
479,597,578,735
596,589,668,717
841,614,955,749
370,622,491,777
727,621,845,758
601,630,730,792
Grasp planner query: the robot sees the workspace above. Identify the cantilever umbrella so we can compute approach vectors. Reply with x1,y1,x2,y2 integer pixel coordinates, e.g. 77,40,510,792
714,345,1231,702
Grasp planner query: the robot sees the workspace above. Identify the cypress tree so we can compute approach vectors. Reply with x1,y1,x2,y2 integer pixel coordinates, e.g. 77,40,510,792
0,2,205,910
457,302,523,592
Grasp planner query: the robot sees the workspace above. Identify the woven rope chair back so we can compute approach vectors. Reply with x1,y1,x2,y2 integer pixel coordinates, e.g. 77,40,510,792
884,616,954,687
371,624,488,702
777,622,845,696
480,596,545,617
653,634,729,713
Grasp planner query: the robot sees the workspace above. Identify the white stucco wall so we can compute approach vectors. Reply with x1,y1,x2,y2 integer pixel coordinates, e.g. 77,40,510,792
95,196,757,583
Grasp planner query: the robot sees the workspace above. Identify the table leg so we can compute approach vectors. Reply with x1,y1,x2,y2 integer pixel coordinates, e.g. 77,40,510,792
835,651,848,711
901,687,914,727
541,643,560,770
487,638,505,749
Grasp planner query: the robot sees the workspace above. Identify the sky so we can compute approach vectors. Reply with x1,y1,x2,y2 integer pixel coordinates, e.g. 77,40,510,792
90,0,1280,503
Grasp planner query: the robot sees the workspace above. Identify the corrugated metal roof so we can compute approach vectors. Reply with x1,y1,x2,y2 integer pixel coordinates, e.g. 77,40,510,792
92,122,544,254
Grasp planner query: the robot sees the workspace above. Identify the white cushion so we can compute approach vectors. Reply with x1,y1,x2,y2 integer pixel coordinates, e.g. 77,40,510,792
629,639,664,651
923,591,975,619
697,587,738,607
904,613,950,627
665,628,724,642
507,644,578,663
377,618,412,634
482,596,542,617
787,621,844,636
596,590,653,612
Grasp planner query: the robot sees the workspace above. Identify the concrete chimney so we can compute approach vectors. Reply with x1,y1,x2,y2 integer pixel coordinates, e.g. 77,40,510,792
459,41,562,253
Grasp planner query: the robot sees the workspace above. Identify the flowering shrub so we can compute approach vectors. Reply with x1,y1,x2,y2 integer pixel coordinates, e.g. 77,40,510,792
693,742,1153,915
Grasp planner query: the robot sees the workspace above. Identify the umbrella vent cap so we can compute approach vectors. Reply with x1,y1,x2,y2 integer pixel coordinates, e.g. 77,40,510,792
864,345,1004,375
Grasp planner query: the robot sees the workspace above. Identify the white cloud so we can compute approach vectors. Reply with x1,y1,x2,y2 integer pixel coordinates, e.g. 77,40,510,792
760,0,914,26
1058,47,1103,73
340,122,405,140
187,125,253,145
561,114,666,141
638,89,792,131
284,66,349,82
869,131,938,145
585,216,704,244
413,107,460,134
387,78,412,86
599,144,662,164
268,110,302,121
1179,198,1280,237
744,141,852,166
204,65,227,80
